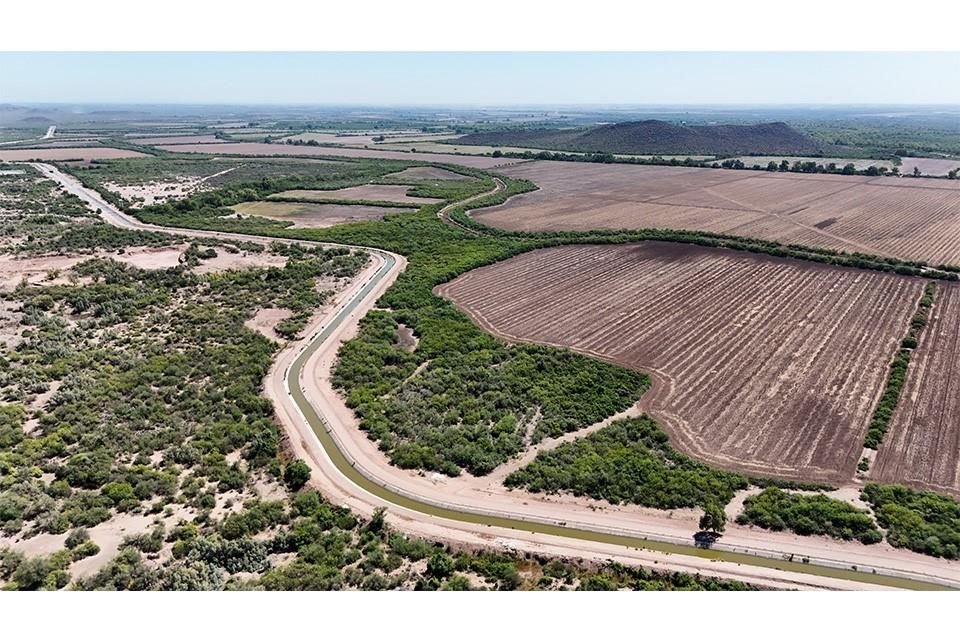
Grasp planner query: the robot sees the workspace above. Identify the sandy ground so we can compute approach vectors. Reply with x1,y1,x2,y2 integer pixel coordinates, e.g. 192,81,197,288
0,148,145,161
192,250,287,274
244,308,293,342
31,161,960,590
232,201,414,228
104,166,239,208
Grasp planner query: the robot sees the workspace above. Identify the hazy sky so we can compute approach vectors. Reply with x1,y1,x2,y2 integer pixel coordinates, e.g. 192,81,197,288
3,52,960,105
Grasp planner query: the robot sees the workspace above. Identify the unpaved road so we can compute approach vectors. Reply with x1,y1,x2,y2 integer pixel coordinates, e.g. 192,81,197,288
28,162,959,591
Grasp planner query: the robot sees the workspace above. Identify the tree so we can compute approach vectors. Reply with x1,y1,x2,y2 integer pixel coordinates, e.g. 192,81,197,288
699,502,727,534
283,460,311,491
913,166,922,177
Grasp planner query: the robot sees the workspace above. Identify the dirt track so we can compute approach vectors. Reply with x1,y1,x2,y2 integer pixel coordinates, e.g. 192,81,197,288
29,162,960,591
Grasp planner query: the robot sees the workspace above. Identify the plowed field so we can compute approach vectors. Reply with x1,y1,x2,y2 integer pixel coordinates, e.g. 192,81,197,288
437,242,924,483
873,282,960,496
481,161,960,266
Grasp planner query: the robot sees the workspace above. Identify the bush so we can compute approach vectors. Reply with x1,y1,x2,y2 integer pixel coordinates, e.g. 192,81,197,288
862,484,960,559
736,488,882,544
283,460,311,491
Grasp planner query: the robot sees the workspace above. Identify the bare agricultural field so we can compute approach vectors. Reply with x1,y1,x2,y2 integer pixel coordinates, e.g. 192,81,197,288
278,131,460,146
437,242,923,483
0,147,146,161
270,184,440,205
732,156,897,171
872,283,960,496
230,200,412,228
154,142,511,169
483,160,960,265
899,157,960,177
133,135,231,145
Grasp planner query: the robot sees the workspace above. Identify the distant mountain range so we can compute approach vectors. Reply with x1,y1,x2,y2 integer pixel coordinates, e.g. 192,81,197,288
454,120,823,156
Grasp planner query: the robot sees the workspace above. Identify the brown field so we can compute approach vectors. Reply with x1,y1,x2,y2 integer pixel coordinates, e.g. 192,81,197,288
899,157,960,177
385,166,467,181
0,147,146,161
482,161,960,265
134,135,230,145
154,142,510,169
872,282,960,496
437,242,923,482
278,131,460,146
230,200,413,228
270,184,440,205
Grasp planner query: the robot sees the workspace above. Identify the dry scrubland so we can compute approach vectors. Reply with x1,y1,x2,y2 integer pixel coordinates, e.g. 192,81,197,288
438,242,923,483
155,142,510,169
230,201,413,228
872,282,960,496
483,161,960,266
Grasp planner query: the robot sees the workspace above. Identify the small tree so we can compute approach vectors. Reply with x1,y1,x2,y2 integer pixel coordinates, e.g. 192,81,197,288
283,460,311,491
699,502,727,534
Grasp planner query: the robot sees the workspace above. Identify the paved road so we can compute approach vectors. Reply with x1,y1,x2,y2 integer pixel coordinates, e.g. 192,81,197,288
28,162,959,590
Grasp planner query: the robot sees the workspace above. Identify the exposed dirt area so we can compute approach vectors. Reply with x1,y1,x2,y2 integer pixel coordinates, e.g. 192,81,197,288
872,282,960,496
271,184,440,204
484,161,960,266
230,201,414,228
436,242,923,483
0,148,146,161
103,167,238,208
385,166,467,181
394,322,419,352
133,135,231,145
898,157,960,177
244,307,293,342
191,249,287,274
154,142,513,169
277,131,460,146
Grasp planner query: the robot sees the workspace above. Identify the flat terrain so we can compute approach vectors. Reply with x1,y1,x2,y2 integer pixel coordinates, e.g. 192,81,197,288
270,184,440,204
154,141,510,169
899,157,960,177
731,156,897,171
230,201,413,228
437,242,923,483
872,283,960,496
385,166,466,181
0,147,146,161
482,161,960,266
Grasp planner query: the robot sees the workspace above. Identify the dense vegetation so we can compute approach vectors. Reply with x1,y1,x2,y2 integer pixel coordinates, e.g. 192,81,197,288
504,417,748,509
863,282,937,450
454,120,821,156
862,484,960,559
735,488,882,544
0,164,761,590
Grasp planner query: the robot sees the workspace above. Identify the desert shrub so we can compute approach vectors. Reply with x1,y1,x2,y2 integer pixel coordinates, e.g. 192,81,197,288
736,488,882,543
862,484,960,559
505,416,748,509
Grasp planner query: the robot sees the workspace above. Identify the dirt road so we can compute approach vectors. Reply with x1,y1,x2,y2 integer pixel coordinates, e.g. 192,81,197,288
28,162,959,590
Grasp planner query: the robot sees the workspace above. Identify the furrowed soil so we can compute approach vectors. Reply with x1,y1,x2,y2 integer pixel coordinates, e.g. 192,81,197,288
872,282,960,496
436,242,924,483
0,148,146,161
483,161,960,266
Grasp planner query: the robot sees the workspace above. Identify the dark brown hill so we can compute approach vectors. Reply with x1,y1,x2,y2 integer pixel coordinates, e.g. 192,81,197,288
456,120,821,156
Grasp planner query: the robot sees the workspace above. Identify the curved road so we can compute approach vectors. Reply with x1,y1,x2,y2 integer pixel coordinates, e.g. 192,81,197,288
29,162,959,590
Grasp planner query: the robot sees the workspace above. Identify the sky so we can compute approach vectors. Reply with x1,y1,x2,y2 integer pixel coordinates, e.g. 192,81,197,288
2,52,960,105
